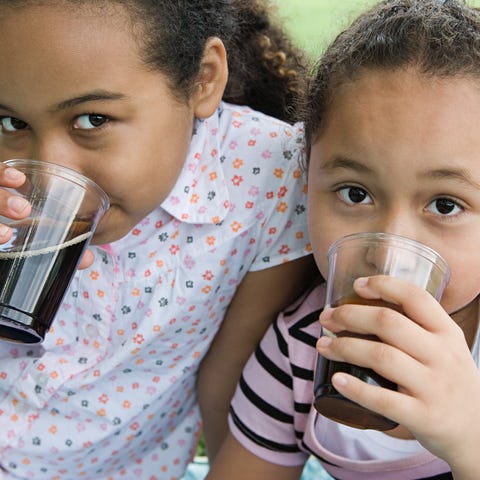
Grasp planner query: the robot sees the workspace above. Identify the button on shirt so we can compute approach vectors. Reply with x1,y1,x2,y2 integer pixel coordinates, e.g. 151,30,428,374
0,103,310,480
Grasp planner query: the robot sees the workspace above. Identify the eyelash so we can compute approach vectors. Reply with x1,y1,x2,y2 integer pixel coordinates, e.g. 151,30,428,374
0,113,112,134
335,185,465,219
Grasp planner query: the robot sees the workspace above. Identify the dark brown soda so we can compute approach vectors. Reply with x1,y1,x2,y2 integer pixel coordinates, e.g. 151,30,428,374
0,219,91,343
313,295,399,430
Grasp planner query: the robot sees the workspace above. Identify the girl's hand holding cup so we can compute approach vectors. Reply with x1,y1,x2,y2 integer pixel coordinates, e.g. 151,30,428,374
317,251,480,476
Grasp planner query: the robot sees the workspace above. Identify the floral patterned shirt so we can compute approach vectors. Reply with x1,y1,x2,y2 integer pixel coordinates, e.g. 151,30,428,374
0,103,310,480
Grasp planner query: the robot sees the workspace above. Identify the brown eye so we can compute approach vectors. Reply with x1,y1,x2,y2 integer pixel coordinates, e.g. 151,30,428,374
0,116,29,132
73,114,110,130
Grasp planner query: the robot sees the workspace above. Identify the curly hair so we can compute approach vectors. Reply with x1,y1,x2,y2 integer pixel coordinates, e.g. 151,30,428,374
302,0,480,148
0,0,305,123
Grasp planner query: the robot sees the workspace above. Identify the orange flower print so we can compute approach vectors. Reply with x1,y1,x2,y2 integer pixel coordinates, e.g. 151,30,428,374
89,271,100,281
230,221,242,233
293,169,302,179
274,168,284,179
233,158,243,169
209,172,218,181
206,236,216,246
276,201,288,213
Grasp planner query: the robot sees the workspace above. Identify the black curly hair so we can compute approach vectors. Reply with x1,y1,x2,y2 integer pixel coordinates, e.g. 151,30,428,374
0,0,305,123
303,0,480,149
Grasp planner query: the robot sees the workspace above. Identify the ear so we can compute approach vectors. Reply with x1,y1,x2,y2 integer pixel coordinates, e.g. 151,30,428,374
192,37,228,119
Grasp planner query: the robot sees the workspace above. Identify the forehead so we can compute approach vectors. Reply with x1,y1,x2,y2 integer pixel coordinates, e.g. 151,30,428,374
0,3,155,112
312,68,480,176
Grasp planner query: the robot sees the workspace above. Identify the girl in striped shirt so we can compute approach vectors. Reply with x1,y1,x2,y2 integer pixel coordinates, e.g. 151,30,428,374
206,1,480,479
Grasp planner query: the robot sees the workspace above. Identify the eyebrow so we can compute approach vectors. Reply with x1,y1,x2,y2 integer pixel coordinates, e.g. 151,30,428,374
320,156,375,175
0,90,128,115
424,168,480,190
49,90,128,112
320,156,480,190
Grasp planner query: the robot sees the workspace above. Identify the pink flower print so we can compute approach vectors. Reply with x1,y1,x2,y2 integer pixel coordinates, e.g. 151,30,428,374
133,334,144,345
248,186,260,197
169,244,180,255
210,148,218,158
231,175,243,187
176,296,187,305
277,186,288,198
232,121,242,128
126,268,135,278
229,140,238,150
248,139,256,147
245,201,254,209
203,270,214,281
132,228,141,236
169,196,180,205
269,131,279,138
250,127,261,136
278,244,291,255
262,150,272,159
187,162,198,174
155,220,163,228
183,255,195,269
98,394,109,404
76,422,86,432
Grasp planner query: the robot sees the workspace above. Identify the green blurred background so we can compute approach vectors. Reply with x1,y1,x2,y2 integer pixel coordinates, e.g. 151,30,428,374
276,0,480,57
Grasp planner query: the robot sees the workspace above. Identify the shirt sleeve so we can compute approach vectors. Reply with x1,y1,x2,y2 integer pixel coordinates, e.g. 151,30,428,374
249,122,310,271
228,311,310,467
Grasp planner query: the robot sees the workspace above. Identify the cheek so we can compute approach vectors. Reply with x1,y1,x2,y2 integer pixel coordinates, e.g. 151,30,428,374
441,269,480,315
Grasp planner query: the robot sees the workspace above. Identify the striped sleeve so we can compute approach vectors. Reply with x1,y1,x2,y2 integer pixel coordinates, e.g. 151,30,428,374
228,285,325,466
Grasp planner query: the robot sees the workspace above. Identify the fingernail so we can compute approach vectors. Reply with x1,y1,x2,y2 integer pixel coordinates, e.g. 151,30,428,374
333,373,348,387
354,277,368,288
0,225,9,238
4,168,24,181
7,196,29,214
317,336,332,348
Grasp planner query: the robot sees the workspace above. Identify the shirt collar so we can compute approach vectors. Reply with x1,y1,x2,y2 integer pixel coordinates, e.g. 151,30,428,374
160,105,230,225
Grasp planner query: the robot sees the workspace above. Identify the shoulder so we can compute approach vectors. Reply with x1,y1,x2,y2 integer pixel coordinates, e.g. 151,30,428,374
281,282,326,346
217,101,305,155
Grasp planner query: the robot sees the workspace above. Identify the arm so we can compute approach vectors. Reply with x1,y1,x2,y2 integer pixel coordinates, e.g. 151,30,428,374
197,254,317,460
206,433,303,480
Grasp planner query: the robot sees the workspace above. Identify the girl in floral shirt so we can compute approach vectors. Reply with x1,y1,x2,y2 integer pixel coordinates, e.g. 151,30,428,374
0,1,315,478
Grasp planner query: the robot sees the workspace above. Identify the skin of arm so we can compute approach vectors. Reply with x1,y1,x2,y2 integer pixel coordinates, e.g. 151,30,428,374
197,254,317,461
205,432,304,480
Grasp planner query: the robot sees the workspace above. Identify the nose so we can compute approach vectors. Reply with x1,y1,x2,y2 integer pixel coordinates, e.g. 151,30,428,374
29,136,77,171
373,204,417,240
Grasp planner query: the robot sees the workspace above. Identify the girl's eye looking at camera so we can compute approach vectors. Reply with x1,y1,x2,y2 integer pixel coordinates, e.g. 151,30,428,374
73,114,110,130
428,197,462,216
337,186,371,204
0,116,29,132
